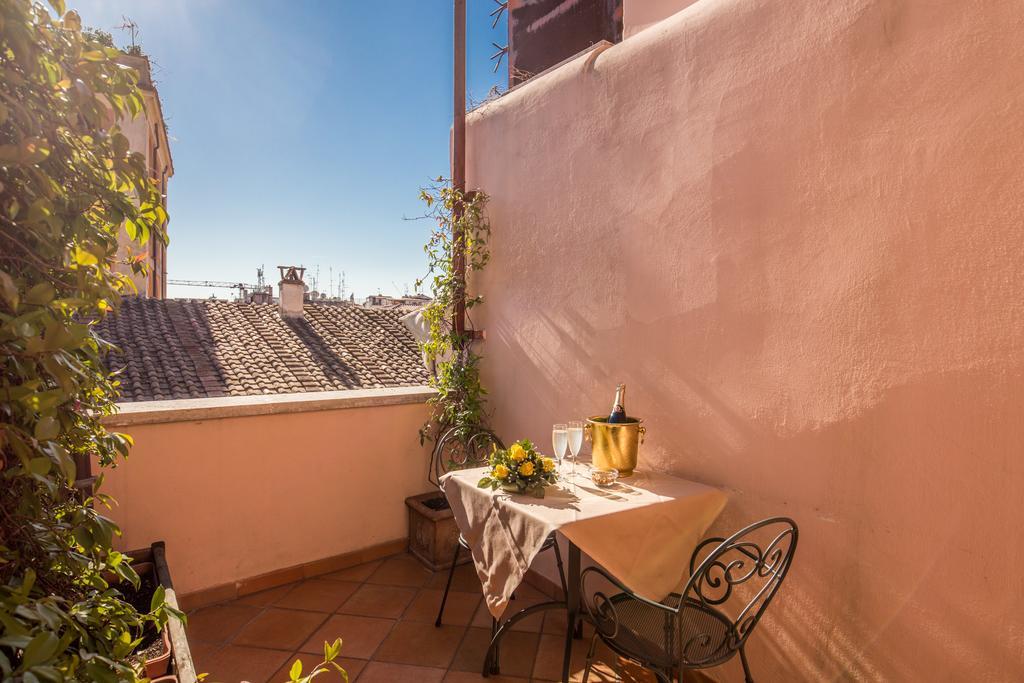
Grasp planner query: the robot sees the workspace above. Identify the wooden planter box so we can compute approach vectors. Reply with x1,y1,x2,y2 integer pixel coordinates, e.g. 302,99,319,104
129,542,198,683
405,492,471,572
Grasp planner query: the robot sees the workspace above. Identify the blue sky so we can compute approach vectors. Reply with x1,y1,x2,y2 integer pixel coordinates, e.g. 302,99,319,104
72,0,507,300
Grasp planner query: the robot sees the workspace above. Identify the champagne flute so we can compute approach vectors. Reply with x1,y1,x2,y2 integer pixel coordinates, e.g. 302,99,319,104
552,423,568,475
567,421,584,479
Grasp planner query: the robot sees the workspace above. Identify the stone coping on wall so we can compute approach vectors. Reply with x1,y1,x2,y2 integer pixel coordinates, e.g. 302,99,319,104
103,386,436,427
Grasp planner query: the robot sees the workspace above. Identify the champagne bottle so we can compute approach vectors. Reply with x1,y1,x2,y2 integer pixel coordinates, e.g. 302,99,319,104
607,384,627,423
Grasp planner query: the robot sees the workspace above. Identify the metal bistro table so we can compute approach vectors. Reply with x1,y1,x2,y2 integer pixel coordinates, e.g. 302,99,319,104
440,465,727,682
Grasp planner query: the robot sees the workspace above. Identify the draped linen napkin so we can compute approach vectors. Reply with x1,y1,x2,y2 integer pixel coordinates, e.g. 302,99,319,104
441,466,728,618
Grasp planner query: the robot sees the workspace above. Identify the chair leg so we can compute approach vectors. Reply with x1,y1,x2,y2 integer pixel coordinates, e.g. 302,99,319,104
581,632,599,683
740,644,754,683
490,616,501,675
435,542,461,627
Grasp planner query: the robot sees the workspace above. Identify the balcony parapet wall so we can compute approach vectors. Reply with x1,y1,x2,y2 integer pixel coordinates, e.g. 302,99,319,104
104,386,436,427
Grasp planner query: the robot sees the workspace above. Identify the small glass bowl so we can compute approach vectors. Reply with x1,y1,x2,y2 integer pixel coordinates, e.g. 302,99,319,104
590,468,619,487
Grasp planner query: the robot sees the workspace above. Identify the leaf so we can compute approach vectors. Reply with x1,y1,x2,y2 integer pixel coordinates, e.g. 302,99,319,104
112,133,129,158
289,659,302,680
27,458,52,476
34,416,59,441
71,245,98,267
25,283,55,306
48,0,66,16
20,632,60,669
0,269,19,310
149,583,166,613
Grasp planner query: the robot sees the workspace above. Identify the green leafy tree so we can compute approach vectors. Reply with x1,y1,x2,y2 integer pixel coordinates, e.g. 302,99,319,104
0,1,177,680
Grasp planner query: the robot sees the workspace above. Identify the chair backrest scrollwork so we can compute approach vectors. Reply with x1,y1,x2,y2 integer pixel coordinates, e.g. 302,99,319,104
678,517,798,664
429,425,505,489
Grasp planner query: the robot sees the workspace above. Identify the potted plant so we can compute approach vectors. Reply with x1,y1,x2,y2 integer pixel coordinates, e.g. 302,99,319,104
405,183,493,570
124,543,196,683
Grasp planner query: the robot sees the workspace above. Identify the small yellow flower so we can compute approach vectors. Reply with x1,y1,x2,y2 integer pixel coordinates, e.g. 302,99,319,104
493,464,510,479
519,461,535,477
509,444,527,462
542,457,555,473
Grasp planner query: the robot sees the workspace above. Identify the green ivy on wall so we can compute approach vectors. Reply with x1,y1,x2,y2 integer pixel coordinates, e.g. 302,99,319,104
416,180,492,446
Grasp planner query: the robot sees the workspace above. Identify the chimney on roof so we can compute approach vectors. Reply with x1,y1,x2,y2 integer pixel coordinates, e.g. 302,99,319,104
277,265,306,318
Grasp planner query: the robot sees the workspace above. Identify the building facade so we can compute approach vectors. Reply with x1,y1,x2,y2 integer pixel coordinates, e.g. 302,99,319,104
116,55,173,299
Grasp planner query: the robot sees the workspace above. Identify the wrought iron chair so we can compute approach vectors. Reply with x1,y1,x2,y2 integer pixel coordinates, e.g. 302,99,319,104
431,425,569,627
579,517,798,683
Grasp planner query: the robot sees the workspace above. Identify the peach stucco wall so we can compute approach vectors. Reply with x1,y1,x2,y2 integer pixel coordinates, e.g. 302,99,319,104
467,0,1024,680
101,400,432,596
623,0,700,37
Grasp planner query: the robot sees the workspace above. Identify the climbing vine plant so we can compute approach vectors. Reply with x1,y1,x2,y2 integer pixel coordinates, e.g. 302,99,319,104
416,179,492,446
0,1,179,680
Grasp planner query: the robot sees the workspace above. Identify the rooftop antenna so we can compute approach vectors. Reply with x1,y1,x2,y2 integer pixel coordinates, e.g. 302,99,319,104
117,16,140,52
340,271,347,300
329,267,334,298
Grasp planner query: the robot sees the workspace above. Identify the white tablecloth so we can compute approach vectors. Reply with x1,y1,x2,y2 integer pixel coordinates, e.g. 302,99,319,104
441,466,728,617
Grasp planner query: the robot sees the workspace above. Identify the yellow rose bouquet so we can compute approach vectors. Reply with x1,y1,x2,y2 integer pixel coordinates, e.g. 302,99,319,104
477,439,558,498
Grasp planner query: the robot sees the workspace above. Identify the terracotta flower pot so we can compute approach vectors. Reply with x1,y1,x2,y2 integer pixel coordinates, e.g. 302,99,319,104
405,491,471,571
143,627,173,679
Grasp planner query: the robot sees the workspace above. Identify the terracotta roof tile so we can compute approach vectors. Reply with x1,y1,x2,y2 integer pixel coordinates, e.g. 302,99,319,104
95,298,429,402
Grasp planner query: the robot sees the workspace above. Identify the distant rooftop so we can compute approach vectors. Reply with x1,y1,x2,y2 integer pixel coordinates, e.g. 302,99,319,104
95,298,429,402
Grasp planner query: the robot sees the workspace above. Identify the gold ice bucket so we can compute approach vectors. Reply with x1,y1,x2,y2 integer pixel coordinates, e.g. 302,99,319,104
585,416,645,477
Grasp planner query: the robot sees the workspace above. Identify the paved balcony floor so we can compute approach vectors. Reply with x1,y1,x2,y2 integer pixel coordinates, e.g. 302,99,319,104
186,552,663,683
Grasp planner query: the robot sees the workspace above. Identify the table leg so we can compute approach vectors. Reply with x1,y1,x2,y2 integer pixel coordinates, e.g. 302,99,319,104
561,542,580,683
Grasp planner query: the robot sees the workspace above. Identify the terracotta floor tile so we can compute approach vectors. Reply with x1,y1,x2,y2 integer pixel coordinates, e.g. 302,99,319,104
471,600,545,633
274,579,361,613
365,555,434,588
338,584,417,619
232,608,329,651
449,627,538,679
531,633,619,682
236,584,296,607
323,559,383,582
269,653,367,683
197,644,291,683
357,661,446,683
187,603,263,643
404,588,481,626
426,561,482,594
298,614,396,659
373,621,466,669
186,641,222,678
443,671,529,683
541,610,594,638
